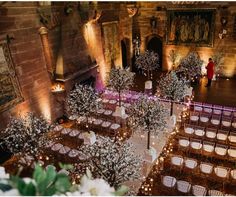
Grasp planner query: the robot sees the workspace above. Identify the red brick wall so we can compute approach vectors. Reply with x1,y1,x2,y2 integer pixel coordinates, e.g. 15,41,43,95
0,2,61,130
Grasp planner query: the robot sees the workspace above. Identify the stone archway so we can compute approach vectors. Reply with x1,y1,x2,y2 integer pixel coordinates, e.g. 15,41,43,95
146,35,163,70
121,40,128,69
121,38,131,70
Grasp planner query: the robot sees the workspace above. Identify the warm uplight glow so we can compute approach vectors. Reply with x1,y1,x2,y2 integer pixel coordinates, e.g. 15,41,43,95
51,83,65,93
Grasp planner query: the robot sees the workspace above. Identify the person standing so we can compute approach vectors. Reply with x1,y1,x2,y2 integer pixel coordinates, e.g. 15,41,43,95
205,58,214,87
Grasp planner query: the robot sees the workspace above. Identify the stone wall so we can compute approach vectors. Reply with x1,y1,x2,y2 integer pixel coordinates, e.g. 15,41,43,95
132,1,236,77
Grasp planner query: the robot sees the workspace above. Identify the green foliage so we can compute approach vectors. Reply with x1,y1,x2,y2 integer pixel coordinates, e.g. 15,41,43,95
9,164,71,196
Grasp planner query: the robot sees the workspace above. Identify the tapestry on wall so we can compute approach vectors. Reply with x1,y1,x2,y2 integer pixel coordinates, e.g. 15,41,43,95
166,9,215,47
102,21,120,69
0,41,23,113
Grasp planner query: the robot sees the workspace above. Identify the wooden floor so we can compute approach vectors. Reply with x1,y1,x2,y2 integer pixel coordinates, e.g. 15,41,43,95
192,77,236,107
132,71,236,107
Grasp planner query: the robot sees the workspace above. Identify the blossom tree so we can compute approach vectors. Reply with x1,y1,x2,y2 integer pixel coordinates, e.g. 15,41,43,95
157,71,188,116
212,50,224,77
106,68,135,107
0,113,51,157
78,136,141,188
135,50,159,80
66,84,102,123
176,51,203,82
128,95,168,150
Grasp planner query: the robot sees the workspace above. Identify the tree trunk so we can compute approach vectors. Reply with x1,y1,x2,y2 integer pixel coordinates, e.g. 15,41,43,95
118,91,121,107
147,69,150,80
147,130,150,150
170,101,174,116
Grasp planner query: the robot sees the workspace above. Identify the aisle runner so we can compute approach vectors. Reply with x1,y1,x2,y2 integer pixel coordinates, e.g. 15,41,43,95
123,102,185,194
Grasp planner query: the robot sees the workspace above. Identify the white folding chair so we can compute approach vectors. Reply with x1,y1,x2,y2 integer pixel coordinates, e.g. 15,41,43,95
228,132,236,143
51,143,63,151
228,147,236,159
59,146,70,154
177,180,191,193
203,141,215,154
171,155,184,167
184,158,198,170
61,128,71,135
179,138,190,148
223,107,233,117
192,185,207,196
222,116,232,128
214,166,229,178
208,190,224,196
211,115,221,126
194,126,205,137
68,149,79,158
200,162,213,174
69,129,80,137
190,111,200,123
199,113,210,124
230,169,236,180
194,102,203,112
217,130,228,141
213,105,223,115
184,124,194,135
93,119,103,126
206,128,217,139
215,144,227,156
54,125,63,132
190,139,202,150
162,176,177,188
203,104,213,114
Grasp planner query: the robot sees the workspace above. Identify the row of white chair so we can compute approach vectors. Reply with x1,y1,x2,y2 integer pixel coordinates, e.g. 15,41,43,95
46,142,80,158
184,124,236,143
192,103,236,117
77,116,121,131
170,155,236,180
178,138,236,158
190,112,235,128
162,175,233,196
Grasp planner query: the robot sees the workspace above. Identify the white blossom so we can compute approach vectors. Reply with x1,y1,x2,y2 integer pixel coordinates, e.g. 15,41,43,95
176,51,203,81
0,113,51,157
212,50,224,74
128,95,168,149
157,71,188,102
79,174,115,196
0,167,9,179
106,68,135,106
135,50,159,79
78,136,141,188
66,84,102,120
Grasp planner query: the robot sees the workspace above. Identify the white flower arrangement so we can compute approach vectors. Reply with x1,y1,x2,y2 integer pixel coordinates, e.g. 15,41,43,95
78,136,141,188
66,84,102,122
0,165,127,196
106,68,135,106
128,95,168,149
0,113,51,157
135,50,159,79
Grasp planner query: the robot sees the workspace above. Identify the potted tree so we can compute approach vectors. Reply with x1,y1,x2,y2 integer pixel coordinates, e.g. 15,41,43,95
157,71,189,117
106,68,135,118
129,95,168,162
135,51,159,94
